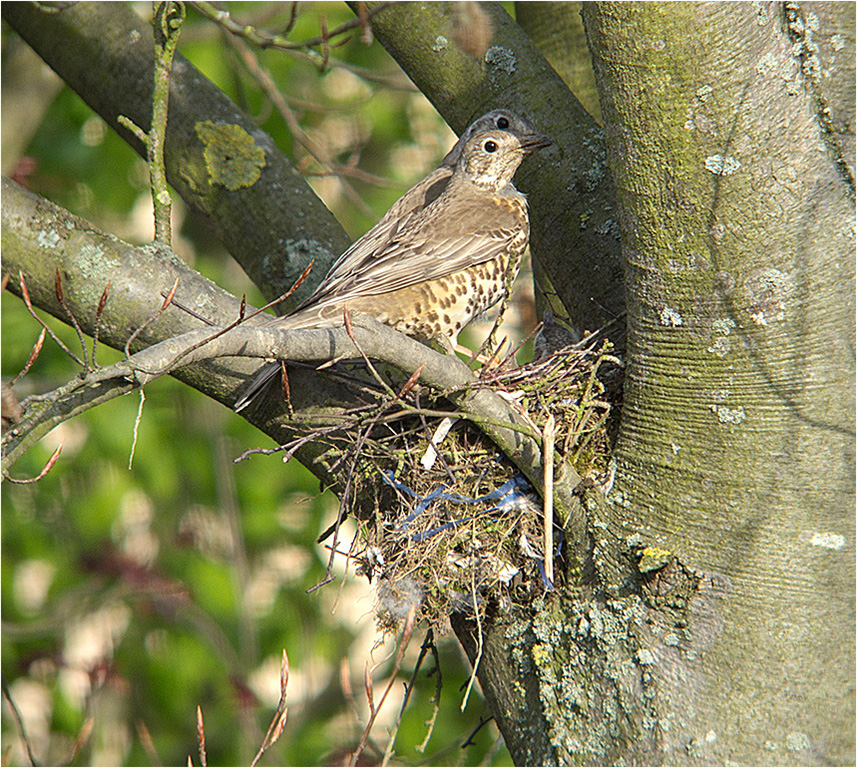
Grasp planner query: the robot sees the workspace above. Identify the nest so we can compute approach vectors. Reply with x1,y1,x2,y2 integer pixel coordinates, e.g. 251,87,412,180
308,332,623,632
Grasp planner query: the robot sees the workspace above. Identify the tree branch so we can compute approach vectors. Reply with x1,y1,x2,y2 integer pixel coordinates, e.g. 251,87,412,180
2,1,350,305
3,178,590,553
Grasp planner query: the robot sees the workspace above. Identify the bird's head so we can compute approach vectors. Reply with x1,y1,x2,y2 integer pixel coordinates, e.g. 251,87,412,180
444,108,546,167
457,129,551,190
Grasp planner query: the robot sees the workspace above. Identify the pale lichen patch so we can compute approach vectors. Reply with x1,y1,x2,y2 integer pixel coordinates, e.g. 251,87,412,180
37,229,60,249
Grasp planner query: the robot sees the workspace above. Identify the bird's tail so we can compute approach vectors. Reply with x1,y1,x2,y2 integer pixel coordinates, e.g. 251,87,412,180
233,361,281,412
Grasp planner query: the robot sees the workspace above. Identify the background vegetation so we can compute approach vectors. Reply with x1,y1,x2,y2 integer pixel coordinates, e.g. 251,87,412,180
2,3,518,764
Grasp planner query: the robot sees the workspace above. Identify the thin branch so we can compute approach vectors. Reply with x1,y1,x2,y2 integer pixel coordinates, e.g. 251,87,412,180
2,674,37,766
9,328,46,385
196,706,208,767
415,635,442,753
128,389,146,470
349,605,417,766
54,268,90,370
136,719,162,766
250,650,289,768
460,567,483,712
5,442,63,484
381,629,436,765
91,282,111,368
307,423,372,593
150,1,186,244
3,316,585,550
125,277,179,356
225,34,378,220
155,260,313,375
69,717,95,764
190,1,390,53
18,269,95,367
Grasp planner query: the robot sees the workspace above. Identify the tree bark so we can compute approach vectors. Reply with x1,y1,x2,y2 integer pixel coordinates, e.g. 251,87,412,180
583,3,855,764
514,2,602,125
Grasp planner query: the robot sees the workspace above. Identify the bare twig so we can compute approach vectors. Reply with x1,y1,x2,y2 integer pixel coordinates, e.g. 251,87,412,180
308,423,373,593
349,605,417,766
5,442,63,484
150,1,186,244
69,717,95,764
460,715,493,748
381,629,436,765
278,361,293,415
125,277,179,357
157,260,314,375
136,719,162,766
225,35,377,219
342,308,398,400
415,635,442,753
191,1,390,53
2,673,37,766
128,389,146,470
19,272,82,365
91,282,111,368
250,650,290,768
460,569,483,712
54,268,90,371
196,706,208,767
9,328,46,385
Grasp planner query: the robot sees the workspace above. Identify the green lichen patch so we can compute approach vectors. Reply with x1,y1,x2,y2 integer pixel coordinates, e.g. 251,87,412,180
195,121,266,190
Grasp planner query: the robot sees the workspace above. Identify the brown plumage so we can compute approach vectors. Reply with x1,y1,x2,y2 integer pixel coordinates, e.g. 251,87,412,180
235,118,550,411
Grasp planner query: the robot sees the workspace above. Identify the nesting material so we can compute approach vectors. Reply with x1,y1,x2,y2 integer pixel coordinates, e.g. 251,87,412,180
317,335,621,631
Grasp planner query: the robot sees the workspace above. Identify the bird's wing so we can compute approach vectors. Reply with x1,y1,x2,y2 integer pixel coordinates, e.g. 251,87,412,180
291,169,454,314
297,191,526,310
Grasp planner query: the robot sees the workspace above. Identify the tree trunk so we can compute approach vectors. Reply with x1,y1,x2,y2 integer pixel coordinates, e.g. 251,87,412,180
515,2,602,125
582,3,855,763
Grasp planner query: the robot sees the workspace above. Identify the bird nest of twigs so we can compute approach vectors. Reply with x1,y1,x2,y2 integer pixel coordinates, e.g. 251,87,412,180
293,329,622,631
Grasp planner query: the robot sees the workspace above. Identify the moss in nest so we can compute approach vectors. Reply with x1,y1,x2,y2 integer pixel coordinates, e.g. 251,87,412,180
360,432,555,632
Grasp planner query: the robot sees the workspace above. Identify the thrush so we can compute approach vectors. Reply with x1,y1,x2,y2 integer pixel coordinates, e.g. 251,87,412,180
235,123,550,411
302,110,547,305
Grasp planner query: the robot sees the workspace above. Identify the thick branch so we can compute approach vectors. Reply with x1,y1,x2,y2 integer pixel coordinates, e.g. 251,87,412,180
2,1,350,305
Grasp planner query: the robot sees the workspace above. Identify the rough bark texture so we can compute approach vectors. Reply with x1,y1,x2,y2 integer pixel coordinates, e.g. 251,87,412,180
584,3,855,764
2,1,350,306
361,1,626,347
514,2,602,125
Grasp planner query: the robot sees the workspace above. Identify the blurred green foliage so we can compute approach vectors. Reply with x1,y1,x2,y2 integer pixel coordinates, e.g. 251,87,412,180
2,3,512,765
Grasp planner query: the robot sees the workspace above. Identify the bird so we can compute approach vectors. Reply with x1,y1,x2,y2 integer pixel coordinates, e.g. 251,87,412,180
295,110,548,308
235,122,550,411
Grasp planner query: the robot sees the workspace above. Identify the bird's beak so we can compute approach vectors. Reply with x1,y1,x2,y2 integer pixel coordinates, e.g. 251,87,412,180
520,132,553,152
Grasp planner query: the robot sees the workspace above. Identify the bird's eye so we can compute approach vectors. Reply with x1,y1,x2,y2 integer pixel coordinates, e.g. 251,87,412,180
496,117,510,129
484,140,498,153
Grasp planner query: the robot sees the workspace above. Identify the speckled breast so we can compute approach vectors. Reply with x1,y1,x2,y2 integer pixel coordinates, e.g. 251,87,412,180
383,250,526,341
